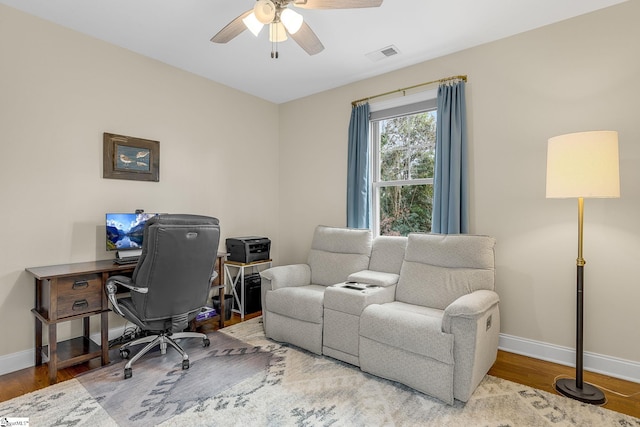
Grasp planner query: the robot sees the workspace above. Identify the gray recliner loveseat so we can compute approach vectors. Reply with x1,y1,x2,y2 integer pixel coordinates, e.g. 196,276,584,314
260,226,499,405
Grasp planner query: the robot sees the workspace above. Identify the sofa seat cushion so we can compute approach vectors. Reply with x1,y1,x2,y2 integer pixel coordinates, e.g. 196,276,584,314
360,302,454,364
266,284,326,324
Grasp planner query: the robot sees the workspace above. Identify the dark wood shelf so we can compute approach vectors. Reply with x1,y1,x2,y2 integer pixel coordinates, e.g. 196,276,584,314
42,336,102,369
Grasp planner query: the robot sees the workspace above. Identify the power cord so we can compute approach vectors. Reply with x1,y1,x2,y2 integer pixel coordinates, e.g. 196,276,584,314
552,374,640,406
109,323,141,348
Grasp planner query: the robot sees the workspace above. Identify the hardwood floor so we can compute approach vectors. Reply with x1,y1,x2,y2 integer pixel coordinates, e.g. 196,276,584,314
2,312,639,419
488,350,640,419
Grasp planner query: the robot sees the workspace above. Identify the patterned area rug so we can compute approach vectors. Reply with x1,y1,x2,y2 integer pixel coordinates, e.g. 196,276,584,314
78,332,271,426
1,317,638,426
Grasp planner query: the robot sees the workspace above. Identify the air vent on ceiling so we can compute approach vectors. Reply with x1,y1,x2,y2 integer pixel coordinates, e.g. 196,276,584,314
366,45,401,62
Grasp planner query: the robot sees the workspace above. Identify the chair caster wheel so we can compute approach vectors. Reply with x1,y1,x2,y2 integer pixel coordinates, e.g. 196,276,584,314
120,348,130,359
124,368,132,379
203,338,210,347
182,360,190,370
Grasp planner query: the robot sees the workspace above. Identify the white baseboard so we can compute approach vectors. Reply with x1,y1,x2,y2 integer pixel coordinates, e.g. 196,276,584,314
0,348,38,376
3,331,639,384
499,333,640,384
0,325,128,377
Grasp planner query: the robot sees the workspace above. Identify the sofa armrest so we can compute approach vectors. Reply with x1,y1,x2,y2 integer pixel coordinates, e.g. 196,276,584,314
347,270,399,287
260,264,311,291
442,289,500,331
441,289,500,402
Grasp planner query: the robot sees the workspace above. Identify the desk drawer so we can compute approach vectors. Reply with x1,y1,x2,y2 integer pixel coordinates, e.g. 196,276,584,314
56,274,103,318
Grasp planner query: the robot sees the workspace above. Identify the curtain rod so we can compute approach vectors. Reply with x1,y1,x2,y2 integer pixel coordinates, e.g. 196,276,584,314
351,74,467,107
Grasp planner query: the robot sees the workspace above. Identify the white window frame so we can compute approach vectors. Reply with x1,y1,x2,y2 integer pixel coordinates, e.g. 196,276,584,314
369,89,438,237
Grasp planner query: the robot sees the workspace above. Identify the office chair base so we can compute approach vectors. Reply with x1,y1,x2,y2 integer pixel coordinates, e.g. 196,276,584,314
118,331,210,379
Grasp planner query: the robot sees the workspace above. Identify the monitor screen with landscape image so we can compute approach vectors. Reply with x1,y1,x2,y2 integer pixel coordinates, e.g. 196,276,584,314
106,212,159,252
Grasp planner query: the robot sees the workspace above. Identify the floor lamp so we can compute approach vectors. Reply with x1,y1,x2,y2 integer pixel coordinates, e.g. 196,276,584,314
546,130,620,405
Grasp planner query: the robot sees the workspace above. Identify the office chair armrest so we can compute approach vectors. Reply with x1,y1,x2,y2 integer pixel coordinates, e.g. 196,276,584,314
106,275,149,294
105,275,149,316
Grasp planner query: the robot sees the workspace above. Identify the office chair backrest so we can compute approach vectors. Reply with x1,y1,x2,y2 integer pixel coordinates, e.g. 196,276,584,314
131,214,220,321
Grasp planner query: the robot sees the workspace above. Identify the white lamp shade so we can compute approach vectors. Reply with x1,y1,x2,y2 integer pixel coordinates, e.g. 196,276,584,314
242,13,264,36
269,22,288,42
281,8,303,34
254,0,276,24
546,130,620,198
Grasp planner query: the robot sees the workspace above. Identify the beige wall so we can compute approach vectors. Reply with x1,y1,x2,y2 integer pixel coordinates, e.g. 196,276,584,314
2,1,639,377
278,1,640,367
0,5,279,360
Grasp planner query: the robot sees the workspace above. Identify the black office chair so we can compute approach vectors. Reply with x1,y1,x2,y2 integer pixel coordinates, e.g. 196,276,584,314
105,214,220,379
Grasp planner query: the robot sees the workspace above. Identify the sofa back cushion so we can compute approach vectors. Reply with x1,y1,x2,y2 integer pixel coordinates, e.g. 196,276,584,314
369,236,407,274
307,225,372,286
396,233,496,310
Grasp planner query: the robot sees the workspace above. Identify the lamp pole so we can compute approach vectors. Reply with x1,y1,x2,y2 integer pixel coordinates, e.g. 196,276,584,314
554,197,605,404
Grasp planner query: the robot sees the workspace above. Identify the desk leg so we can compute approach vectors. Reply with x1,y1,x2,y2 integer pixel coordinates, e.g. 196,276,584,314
48,323,57,384
34,317,43,366
83,317,90,338
101,311,110,365
34,278,43,367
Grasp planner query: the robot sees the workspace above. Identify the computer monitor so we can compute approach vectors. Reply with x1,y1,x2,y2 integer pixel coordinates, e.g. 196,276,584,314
106,212,159,252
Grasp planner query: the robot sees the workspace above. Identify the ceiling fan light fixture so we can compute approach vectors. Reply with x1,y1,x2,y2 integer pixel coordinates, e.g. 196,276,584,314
242,12,264,36
269,22,288,42
254,0,276,24
280,8,303,34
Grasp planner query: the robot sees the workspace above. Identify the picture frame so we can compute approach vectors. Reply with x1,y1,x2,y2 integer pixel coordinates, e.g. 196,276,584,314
103,133,159,182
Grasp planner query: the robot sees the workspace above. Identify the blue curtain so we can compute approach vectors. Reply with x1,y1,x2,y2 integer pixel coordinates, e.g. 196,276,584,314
432,81,469,234
347,103,371,228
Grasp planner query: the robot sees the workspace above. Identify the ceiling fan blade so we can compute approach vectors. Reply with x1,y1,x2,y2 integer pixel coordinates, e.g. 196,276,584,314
289,22,324,55
292,0,382,9
210,10,252,43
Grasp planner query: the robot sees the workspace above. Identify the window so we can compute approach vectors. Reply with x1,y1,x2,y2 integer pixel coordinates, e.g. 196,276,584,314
370,91,437,236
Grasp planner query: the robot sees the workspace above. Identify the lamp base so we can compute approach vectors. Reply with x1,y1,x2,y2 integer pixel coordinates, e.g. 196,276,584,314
555,378,605,405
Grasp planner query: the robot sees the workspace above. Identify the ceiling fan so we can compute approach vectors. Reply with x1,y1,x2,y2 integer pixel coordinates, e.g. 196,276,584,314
211,0,383,59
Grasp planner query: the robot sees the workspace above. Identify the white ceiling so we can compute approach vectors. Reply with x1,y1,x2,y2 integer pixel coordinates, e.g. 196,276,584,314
1,0,627,104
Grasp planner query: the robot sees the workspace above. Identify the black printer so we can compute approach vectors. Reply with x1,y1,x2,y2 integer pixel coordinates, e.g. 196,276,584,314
226,236,271,263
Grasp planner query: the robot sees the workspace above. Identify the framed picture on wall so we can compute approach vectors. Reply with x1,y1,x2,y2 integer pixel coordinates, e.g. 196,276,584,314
103,133,159,182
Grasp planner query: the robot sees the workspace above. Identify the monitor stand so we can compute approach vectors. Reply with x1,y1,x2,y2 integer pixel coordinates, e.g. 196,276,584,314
116,249,142,260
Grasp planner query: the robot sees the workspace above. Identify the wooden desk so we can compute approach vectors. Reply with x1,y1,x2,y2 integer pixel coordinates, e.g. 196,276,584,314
26,253,226,384
26,260,133,384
